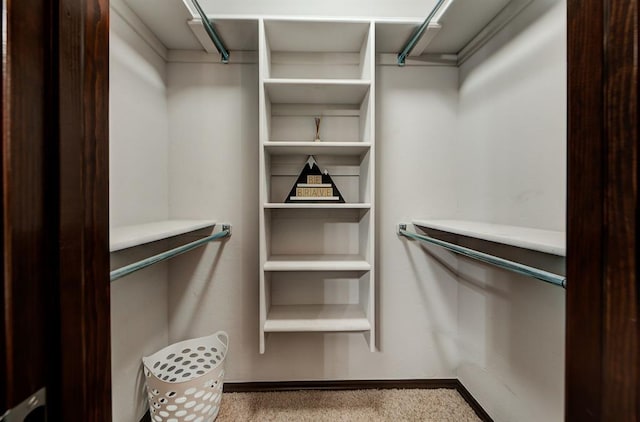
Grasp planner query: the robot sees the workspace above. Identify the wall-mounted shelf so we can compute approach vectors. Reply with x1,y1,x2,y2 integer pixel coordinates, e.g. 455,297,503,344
264,142,371,156
264,304,371,332
187,17,259,55
264,203,371,210
264,79,371,104
110,220,216,252
412,219,565,256
265,255,370,272
264,19,370,53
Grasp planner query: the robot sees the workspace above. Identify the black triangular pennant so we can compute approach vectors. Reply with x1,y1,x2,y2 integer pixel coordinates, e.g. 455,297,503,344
285,156,345,203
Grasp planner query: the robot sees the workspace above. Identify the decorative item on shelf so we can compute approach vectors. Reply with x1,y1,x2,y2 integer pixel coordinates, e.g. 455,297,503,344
314,116,322,142
285,156,345,203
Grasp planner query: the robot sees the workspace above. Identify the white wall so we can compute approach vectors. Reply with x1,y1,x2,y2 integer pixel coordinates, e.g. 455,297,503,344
165,61,462,381
376,66,461,377
109,9,171,422
454,1,566,421
456,0,566,231
109,11,170,228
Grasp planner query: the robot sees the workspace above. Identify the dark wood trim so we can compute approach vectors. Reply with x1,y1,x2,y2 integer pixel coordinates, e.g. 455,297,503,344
55,0,111,420
1,1,5,410
454,380,494,422
566,1,605,419
1,0,54,413
567,0,638,420
222,378,460,392
601,0,638,419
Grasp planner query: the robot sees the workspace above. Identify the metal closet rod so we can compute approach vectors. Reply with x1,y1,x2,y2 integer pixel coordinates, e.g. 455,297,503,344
397,224,566,288
110,225,232,282
397,0,447,66
191,0,230,63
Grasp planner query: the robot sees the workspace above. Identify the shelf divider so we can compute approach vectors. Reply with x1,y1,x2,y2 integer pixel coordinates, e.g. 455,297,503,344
265,255,370,271
264,304,371,332
264,203,371,210
264,78,371,104
264,141,371,156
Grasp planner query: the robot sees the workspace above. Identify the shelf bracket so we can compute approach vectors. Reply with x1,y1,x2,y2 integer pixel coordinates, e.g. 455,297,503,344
190,0,230,63
397,0,449,66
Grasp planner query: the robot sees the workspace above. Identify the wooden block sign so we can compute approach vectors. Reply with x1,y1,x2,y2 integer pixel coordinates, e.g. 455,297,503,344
285,156,345,203
307,175,322,184
297,187,334,197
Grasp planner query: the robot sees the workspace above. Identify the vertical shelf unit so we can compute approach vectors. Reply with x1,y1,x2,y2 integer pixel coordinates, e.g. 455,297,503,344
258,18,376,353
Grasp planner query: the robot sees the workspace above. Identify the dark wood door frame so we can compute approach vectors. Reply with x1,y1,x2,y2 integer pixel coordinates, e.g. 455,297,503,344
567,0,638,420
2,0,110,420
56,0,111,420
1,0,53,415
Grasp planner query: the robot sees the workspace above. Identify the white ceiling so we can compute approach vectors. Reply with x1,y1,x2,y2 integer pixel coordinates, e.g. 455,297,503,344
121,0,521,54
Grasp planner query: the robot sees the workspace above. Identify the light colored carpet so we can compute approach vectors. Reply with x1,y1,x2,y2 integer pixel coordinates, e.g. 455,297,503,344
216,389,482,422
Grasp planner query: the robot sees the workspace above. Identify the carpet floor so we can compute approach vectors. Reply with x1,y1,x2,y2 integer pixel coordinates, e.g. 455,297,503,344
216,389,482,421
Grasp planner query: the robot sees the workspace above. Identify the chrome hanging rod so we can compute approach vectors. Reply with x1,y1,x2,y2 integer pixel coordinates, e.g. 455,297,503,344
110,225,231,282
397,224,566,288
191,0,230,63
397,0,448,66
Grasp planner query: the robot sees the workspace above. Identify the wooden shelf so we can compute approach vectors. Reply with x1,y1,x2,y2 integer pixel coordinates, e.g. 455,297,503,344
264,141,371,157
265,255,370,271
264,304,371,332
188,17,258,51
264,79,371,104
264,203,371,210
413,219,566,256
110,220,216,252
264,19,371,53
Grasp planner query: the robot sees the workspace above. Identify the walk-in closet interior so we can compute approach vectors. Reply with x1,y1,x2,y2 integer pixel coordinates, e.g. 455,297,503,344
109,0,566,420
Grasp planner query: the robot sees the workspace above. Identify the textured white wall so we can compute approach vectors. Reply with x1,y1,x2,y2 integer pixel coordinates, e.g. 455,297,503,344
165,61,461,381
109,10,170,228
109,10,171,422
456,0,566,231
454,1,566,421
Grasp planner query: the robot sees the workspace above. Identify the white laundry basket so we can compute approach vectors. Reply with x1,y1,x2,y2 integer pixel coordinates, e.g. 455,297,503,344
142,331,228,422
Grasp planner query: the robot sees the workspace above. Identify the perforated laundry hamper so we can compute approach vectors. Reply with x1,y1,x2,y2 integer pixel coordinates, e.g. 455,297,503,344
142,331,228,422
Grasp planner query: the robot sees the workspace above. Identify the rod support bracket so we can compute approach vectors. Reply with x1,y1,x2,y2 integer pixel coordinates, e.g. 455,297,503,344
397,223,408,235
222,224,232,236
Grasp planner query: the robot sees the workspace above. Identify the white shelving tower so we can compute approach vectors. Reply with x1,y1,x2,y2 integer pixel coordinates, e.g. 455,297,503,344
258,18,376,353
